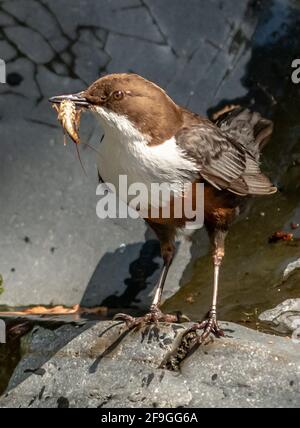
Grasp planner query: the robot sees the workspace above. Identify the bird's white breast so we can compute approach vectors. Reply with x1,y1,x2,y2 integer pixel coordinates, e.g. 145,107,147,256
93,107,198,206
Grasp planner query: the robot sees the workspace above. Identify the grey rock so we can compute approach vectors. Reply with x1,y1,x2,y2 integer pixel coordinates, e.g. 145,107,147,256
105,33,178,88
51,61,70,77
167,40,218,106
188,51,232,115
3,57,40,99
211,0,249,22
38,0,91,38
284,259,300,278
94,28,108,45
4,26,55,64
259,260,300,333
2,0,71,54
0,40,17,62
98,6,164,43
72,29,109,84
48,35,70,54
0,94,34,120
0,10,15,26
8,324,87,391
36,65,84,100
259,299,300,333
1,0,61,42
60,51,73,67
1,321,300,408
31,66,85,123
43,0,162,42
144,0,229,57
212,48,252,104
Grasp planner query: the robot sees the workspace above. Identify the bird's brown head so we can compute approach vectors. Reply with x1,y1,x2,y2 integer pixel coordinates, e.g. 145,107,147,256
51,73,183,144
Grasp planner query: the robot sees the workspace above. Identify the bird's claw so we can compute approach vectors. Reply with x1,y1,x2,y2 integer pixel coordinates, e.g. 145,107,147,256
114,307,182,329
160,313,225,371
183,313,224,345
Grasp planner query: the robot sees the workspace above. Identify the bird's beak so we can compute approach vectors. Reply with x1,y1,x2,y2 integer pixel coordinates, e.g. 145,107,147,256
49,92,89,107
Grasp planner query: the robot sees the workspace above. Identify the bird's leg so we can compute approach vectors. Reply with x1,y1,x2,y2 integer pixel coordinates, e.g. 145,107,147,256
115,233,182,328
182,230,226,344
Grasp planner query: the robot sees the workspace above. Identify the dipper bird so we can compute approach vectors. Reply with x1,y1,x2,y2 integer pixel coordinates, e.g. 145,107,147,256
50,73,276,343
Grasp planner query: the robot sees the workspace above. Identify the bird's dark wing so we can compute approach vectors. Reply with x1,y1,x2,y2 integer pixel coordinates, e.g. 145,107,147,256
176,122,277,196
212,106,274,155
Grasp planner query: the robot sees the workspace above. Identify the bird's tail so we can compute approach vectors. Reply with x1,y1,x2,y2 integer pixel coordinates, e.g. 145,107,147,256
212,105,274,156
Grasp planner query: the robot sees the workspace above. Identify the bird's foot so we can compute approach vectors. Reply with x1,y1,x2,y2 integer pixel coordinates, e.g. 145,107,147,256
183,311,224,345
114,305,185,329
160,312,224,371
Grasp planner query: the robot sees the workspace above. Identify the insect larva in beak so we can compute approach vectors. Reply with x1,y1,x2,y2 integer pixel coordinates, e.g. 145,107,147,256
53,100,82,145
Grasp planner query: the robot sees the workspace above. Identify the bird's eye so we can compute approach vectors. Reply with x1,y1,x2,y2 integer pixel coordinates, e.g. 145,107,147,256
113,90,124,101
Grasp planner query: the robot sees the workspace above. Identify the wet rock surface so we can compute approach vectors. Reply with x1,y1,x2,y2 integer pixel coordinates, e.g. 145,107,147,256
260,299,300,333
284,259,300,279
0,0,299,332
0,321,299,408
0,0,274,309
